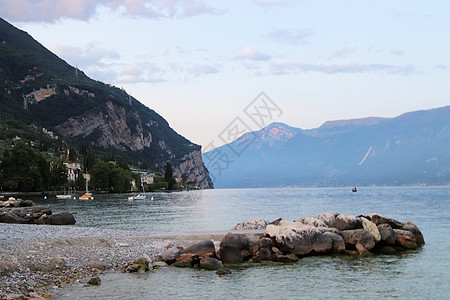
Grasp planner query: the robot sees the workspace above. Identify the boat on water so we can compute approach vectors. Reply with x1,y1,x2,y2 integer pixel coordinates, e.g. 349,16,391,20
128,180,147,201
352,187,357,192
79,174,94,200
56,194,72,199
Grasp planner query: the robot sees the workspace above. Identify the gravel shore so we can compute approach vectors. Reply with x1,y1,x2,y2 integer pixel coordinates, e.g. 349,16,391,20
0,224,204,299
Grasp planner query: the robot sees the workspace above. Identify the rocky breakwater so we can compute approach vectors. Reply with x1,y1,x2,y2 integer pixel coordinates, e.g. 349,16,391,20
150,213,424,274
0,198,76,225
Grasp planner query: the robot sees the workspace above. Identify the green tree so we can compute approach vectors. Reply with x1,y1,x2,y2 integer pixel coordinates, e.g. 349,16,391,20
84,148,96,171
49,158,68,190
164,162,173,181
2,142,50,191
90,161,132,192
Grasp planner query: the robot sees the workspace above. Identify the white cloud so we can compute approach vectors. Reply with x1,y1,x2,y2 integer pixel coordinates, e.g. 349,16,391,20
265,29,311,45
330,46,357,58
270,61,415,75
236,47,271,61
0,0,219,22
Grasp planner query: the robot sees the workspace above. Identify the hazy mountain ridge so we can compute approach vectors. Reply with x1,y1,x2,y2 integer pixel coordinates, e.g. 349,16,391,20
204,106,449,188
0,18,213,188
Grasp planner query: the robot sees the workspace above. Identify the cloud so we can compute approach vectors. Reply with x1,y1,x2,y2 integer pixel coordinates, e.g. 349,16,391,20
270,61,415,75
265,29,311,45
188,64,221,77
0,0,219,22
52,42,121,67
236,47,271,61
251,0,289,8
330,46,357,58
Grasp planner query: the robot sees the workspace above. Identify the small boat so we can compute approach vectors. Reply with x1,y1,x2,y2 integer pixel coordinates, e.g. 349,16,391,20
352,187,357,193
128,180,147,201
56,194,72,199
79,192,94,200
79,174,94,200
0,196,4,199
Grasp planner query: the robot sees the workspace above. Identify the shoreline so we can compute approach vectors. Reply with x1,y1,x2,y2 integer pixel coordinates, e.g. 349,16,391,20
0,224,219,298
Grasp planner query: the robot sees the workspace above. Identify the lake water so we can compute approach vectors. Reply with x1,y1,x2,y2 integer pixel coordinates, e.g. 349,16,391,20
33,186,449,299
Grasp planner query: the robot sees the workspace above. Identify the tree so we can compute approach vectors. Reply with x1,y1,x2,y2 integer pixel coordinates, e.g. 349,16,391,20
2,142,50,191
164,162,173,182
49,158,68,190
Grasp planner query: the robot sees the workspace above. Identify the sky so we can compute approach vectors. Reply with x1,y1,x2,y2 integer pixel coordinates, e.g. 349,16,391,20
2,0,449,150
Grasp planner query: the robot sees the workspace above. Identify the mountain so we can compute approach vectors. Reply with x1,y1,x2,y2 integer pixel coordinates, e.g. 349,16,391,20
0,18,213,188
203,106,450,188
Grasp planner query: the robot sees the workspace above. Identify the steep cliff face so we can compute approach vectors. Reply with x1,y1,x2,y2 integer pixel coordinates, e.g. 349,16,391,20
56,101,153,151
174,150,214,189
0,17,213,188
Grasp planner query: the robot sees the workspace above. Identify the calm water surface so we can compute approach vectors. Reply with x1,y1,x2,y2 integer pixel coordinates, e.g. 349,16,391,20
32,186,449,299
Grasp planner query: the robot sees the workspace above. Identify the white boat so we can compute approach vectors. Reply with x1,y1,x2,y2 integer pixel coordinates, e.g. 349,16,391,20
56,194,72,199
128,180,147,201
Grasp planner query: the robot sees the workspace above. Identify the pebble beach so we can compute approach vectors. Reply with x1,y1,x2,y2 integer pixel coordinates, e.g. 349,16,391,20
0,224,199,299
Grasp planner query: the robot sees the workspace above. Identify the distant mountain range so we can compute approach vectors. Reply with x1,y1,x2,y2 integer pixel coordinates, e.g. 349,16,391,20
203,106,450,188
0,18,213,188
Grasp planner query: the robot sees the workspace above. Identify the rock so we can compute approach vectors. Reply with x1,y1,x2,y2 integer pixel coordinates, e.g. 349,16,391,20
394,229,417,249
232,217,268,230
87,276,101,285
90,260,106,271
200,257,224,270
269,218,283,225
377,224,396,245
220,246,244,264
216,268,232,275
323,232,345,252
135,254,152,270
48,212,76,225
182,240,216,257
401,221,425,245
153,261,168,268
317,212,337,227
340,229,376,251
329,214,362,230
265,223,333,256
160,247,180,264
365,213,403,229
361,218,381,242
173,261,192,268
355,243,370,255
294,216,328,227
0,212,29,224
258,237,274,260
378,245,397,254
275,254,299,263
219,232,263,263
177,253,195,262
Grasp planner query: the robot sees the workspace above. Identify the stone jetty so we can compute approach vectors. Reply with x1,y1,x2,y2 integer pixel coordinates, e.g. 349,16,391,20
150,212,424,272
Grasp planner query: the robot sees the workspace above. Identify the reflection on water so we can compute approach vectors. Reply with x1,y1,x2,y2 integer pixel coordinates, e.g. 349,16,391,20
33,186,449,299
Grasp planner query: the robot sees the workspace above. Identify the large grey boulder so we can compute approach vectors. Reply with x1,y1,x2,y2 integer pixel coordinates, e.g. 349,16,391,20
182,240,215,257
340,229,376,251
0,212,29,224
364,213,403,229
377,224,396,245
393,229,417,249
401,221,425,245
219,232,264,263
48,212,76,225
200,257,224,270
160,247,181,264
329,214,362,231
232,218,268,230
264,222,334,256
317,212,337,227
